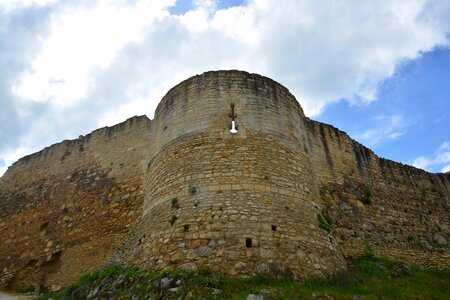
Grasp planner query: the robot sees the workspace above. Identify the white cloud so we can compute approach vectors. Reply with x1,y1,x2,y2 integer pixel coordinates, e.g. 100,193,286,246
0,145,31,177
443,164,450,173
412,155,432,170
0,0,57,11
0,159,6,177
0,166,6,177
1,0,450,172
12,0,450,114
357,114,408,146
412,141,450,173
12,0,174,107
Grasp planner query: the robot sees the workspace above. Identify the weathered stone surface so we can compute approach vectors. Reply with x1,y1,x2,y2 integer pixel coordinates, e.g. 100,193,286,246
87,286,99,298
180,262,198,271
0,70,449,289
434,233,447,245
247,294,265,300
154,277,173,289
0,116,150,288
198,246,212,257
0,270,14,289
256,263,270,274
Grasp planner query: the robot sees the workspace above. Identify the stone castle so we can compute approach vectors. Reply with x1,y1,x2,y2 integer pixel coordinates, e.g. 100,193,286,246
0,70,448,289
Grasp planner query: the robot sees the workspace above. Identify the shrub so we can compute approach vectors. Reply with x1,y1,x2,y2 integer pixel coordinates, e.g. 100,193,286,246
361,244,376,260
189,186,198,195
78,264,123,285
18,286,35,293
126,268,144,279
407,235,415,242
357,257,377,275
317,209,332,233
171,198,179,209
197,266,213,277
322,210,333,225
169,215,178,225
63,284,80,298
361,185,373,205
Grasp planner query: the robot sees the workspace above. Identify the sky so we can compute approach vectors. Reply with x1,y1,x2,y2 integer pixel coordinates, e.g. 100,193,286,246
0,0,449,177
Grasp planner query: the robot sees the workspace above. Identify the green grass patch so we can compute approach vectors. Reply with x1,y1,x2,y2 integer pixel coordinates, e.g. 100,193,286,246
169,214,178,225
37,256,450,300
317,209,333,233
78,264,123,285
18,286,35,293
361,185,373,205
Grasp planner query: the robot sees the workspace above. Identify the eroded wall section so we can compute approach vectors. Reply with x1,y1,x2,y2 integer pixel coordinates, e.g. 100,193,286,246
0,116,151,289
305,119,450,269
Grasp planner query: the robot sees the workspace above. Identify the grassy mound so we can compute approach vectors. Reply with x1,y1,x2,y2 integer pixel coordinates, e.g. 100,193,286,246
36,255,449,299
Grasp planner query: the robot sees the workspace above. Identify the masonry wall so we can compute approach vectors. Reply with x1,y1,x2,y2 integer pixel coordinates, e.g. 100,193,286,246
0,116,151,289
116,71,347,277
0,70,448,290
117,71,448,278
305,120,450,268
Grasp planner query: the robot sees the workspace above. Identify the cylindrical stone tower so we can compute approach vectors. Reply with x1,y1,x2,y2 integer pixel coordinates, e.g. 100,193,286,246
122,70,346,277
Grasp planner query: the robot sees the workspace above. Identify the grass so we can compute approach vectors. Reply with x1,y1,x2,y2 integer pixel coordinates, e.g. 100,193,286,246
37,255,450,300
317,209,332,233
169,215,178,225
361,185,373,205
18,286,35,293
78,264,123,285
171,197,180,209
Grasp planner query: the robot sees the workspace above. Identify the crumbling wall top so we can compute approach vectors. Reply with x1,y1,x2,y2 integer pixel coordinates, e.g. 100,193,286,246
155,70,304,118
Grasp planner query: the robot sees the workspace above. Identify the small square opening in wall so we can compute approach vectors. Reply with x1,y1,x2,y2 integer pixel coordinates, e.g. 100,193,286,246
245,238,252,248
271,225,277,231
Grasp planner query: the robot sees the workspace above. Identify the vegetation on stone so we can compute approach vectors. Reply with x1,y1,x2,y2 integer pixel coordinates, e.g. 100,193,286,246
171,197,180,209
169,215,178,225
360,185,373,206
317,210,332,233
37,255,450,300
18,286,36,293
189,186,198,195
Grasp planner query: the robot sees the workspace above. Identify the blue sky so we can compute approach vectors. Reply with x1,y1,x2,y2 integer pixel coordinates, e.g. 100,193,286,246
170,0,244,14
0,0,449,176
317,47,450,172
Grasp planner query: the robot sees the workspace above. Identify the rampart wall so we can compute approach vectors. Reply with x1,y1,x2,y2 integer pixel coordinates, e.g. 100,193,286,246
0,116,151,288
305,121,450,268
0,70,448,289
